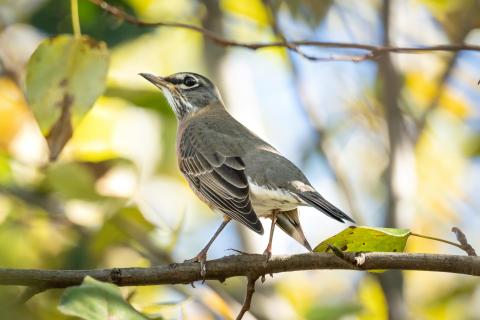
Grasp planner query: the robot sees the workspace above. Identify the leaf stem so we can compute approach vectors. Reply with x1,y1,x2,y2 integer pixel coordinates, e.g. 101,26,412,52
70,0,81,38
410,232,464,250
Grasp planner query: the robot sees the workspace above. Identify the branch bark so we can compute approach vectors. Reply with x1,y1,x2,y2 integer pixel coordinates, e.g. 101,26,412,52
1,253,479,289
87,0,480,62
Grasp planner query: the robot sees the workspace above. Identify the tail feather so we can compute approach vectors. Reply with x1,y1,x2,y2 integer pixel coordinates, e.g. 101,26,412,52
276,209,312,251
296,191,355,223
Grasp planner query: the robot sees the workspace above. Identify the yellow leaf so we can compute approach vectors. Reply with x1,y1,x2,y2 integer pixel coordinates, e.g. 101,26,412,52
67,96,123,162
221,0,270,25
199,288,236,320
358,276,388,320
415,117,467,220
0,77,30,149
439,90,470,118
126,0,192,20
405,72,436,108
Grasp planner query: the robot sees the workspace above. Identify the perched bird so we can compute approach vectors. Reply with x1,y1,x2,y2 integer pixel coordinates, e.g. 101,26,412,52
140,72,354,277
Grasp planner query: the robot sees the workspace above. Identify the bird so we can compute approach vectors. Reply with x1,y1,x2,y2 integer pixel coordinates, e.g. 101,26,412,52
140,72,355,277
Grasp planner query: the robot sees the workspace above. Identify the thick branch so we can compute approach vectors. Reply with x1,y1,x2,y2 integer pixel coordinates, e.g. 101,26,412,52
0,253,479,289
88,0,480,62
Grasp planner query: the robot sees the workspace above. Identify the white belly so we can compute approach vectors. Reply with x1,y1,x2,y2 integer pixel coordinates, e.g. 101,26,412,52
248,179,301,217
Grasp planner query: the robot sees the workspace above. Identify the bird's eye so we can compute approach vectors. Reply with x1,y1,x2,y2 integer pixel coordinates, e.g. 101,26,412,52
183,76,197,87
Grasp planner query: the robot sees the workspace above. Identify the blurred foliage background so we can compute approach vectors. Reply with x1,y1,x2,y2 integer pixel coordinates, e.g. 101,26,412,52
0,0,480,319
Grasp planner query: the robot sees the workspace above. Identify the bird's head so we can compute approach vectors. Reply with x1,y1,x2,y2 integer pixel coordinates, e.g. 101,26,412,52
140,72,223,119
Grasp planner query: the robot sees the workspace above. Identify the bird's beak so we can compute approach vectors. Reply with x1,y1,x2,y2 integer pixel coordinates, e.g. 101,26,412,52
139,73,170,89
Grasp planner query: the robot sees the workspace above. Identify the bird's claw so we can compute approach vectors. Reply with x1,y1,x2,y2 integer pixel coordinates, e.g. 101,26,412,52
184,251,207,282
263,246,272,262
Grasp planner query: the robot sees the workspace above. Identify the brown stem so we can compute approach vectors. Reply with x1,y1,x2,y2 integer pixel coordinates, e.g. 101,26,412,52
410,232,468,252
236,276,258,320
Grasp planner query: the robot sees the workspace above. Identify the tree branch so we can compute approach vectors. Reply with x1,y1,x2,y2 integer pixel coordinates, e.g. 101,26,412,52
236,276,258,320
1,253,479,289
87,0,480,62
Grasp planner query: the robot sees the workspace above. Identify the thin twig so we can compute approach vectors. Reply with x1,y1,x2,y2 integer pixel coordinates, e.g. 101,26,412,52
452,227,477,256
409,232,472,254
236,276,258,320
87,0,480,62
261,0,320,60
17,286,47,304
410,229,477,257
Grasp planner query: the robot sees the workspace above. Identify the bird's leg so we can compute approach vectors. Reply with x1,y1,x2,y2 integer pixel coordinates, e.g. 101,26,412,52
263,210,278,261
184,217,231,280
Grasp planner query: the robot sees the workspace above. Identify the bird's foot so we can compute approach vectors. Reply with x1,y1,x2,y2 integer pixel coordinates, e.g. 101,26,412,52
263,246,272,262
184,250,207,282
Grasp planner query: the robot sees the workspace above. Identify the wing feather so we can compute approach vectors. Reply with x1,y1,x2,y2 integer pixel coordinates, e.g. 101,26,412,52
179,126,263,235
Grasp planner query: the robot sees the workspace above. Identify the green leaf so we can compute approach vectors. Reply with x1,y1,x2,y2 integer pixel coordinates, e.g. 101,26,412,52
45,162,99,201
306,303,362,320
91,206,155,256
26,34,109,160
314,226,410,253
58,276,150,320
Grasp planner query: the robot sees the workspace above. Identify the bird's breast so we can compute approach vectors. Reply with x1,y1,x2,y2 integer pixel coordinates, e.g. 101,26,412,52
248,178,301,217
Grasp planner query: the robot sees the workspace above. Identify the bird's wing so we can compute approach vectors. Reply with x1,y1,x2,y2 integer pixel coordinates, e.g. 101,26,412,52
179,125,264,235
249,150,355,224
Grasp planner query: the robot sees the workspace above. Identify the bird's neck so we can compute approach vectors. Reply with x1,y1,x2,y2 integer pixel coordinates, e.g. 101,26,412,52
177,100,226,121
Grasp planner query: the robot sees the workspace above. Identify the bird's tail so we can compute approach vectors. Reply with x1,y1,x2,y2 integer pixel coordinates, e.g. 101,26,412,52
296,191,355,223
276,209,312,251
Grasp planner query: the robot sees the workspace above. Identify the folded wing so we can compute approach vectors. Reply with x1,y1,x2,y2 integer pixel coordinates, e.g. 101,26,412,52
179,125,264,235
